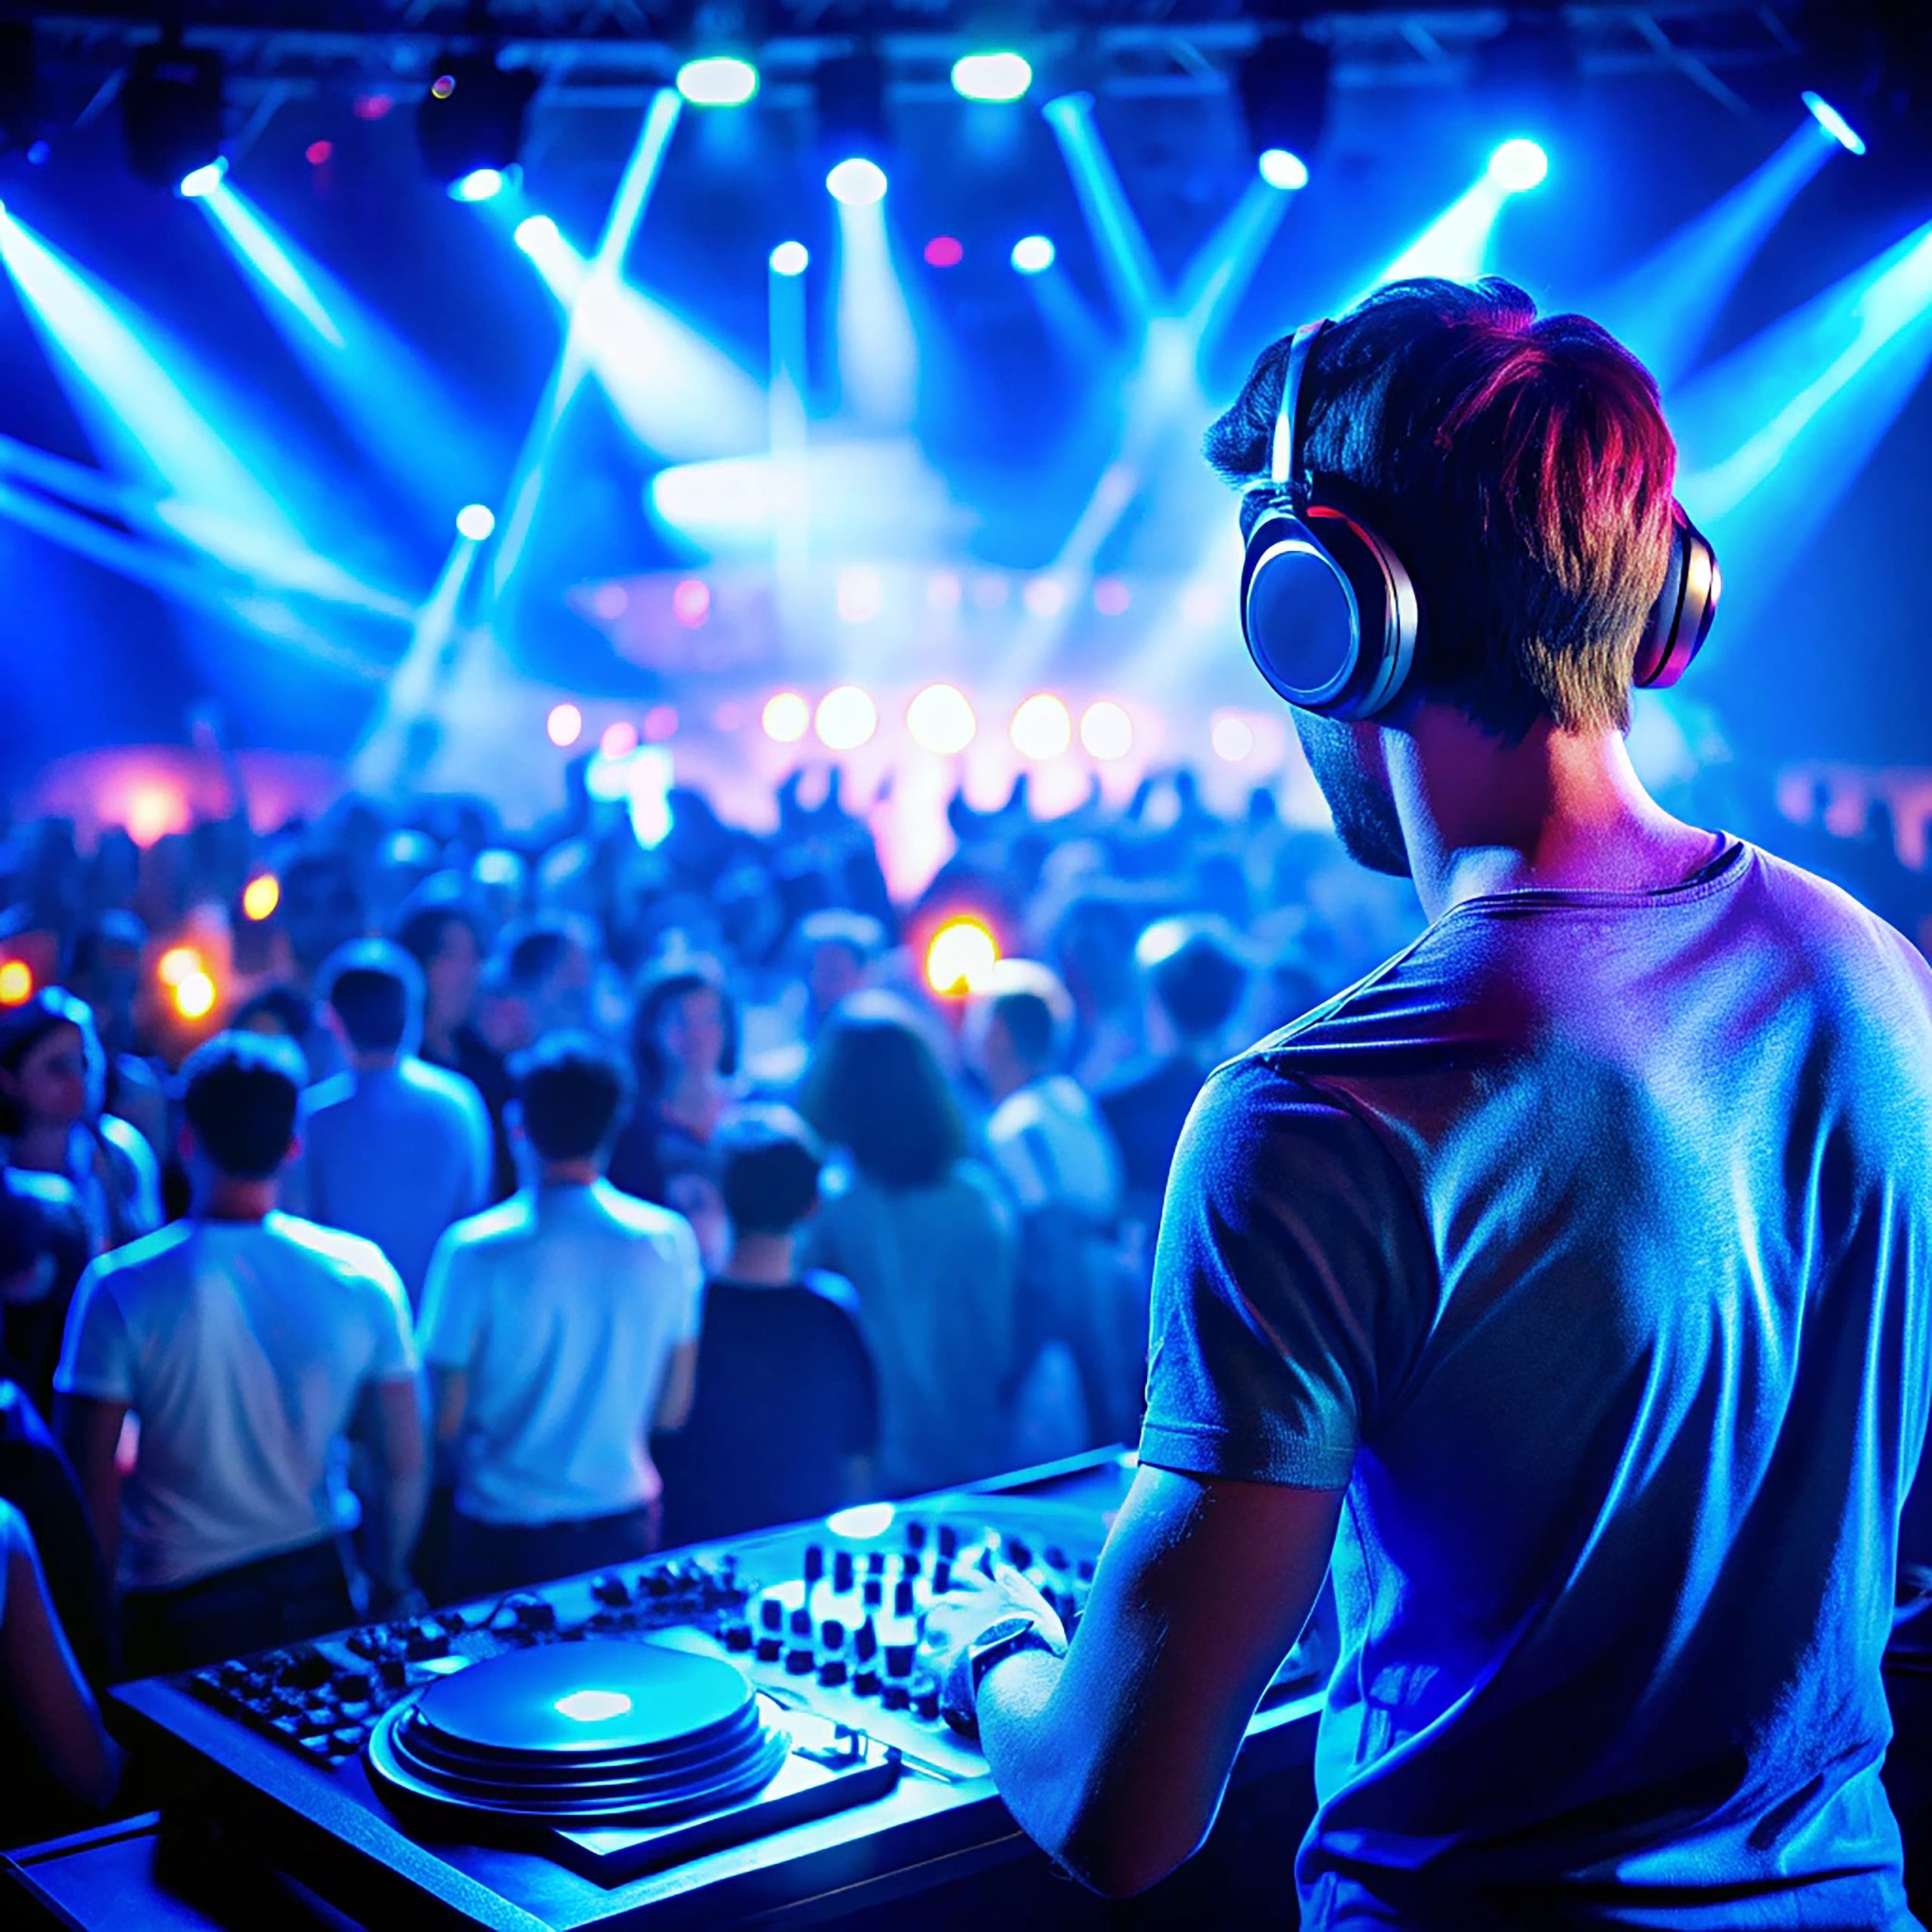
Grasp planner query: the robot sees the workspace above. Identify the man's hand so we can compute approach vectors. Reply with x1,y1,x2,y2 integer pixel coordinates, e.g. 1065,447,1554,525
919,1561,1066,1732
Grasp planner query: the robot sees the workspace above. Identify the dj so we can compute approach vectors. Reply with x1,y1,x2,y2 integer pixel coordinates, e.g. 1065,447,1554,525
924,278,1932,1926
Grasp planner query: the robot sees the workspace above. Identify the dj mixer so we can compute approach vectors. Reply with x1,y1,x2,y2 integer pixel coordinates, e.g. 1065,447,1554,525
19,1453,1330,1931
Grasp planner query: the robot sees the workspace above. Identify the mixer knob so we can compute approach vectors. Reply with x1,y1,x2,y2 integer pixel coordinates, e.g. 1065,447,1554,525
513,1599,558,1633
591,1574,630,1607
1043,1546,1069,1572
756,1636,783,1664
1006,1538,1032,1571
893,1580,915,1617
803,1544,826,1585
911,1677,941,1723
641,1569,673,1598
818,1656,848,1687
377,1657,409,1689
853,1668,881,1698
884,1641,915,1679
832,1550,855,1593
1078,1558,1096,1583
789,1605,813,1637
785,1644,815,1675
881,1681,909,1711
722,1623,755,1653
906,1521,928,1552
936,1524,959,1559
335,1669,374,1703
820,1618,848,1650
867,1550,887,1574
933,1559,952,1594
901,1552,921,1579
760,1598,784,1632
863,1578,884,1610
853,1617,878,1662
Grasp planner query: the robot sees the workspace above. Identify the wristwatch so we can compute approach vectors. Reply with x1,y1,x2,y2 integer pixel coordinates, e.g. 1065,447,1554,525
942,1612,1066,1737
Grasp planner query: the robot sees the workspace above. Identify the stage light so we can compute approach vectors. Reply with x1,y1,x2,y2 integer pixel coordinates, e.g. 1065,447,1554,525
1238,33,1331,186
1080,700,1134,761
1801,91,1866,156
1094,577,1131,616
827,157,888,205
677,55,758,108
448,166,508,203
926,917,1000,998
644,704,678,742
546,702,583,748
924,235,963,268
1258,147,1309,192
158,945,202,988
173,971,217,1021
305,140,332,166
417,51,537,195
601,720,638,759
769,240,809,275
1011,693,1072,760
242,874,280,921
1011,234,1055,275
672,577,711,626
178,158,227,199
1023,576,1065,616
1488,138,1549,192
0,960,32,1005
455,503,495,540
907,684,977,755
513,214,558,254
815,685,878,750
762,691,811,743
120,40,224,191
952,52,1032,103
1211,712,1257,762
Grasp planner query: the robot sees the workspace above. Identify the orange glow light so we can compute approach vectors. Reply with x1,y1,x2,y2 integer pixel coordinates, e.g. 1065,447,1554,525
0,960,32,1005
242,874,281,921
924,917,1001,998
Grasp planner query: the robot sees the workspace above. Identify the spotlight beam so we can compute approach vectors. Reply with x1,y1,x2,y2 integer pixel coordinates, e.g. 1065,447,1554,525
1043,91,1163,324
491,86,683,599
768,249,811,624
833,196,918,429
1180,173,1297,359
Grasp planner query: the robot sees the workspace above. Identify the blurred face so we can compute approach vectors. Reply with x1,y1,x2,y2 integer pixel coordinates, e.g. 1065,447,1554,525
425,918,482,1032
808,942,866,1019
3,1023,89,1134
1291,710,1411,878
660,986,727,1081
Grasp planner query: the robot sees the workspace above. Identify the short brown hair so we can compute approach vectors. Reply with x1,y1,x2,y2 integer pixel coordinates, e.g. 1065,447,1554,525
1206,277,1678,742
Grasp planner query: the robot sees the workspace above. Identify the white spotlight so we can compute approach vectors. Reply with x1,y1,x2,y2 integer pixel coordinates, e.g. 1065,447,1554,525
826,158,888,206
815,685,879,750
455,503,496,541
769,240,810,276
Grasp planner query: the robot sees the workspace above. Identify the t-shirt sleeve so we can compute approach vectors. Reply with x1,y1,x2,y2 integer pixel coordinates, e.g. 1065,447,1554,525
417,1233,479,1371
1137,1057,1432,1490
361,1251,419,1380
53,1263,137,1407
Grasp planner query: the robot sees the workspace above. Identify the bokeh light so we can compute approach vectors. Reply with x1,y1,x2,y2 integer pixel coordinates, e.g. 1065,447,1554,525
178,159,228,200
951,53,1032,103
924,236,964,269
1211,712,1258,762
1011,693,1072,760
449,167,507,204
815,685,879,751
305,140,333,167
158,946,203,988
672,578,711,626
837,565,883,623
763,691,811,743
0,960,33,1005
643,704,679,742
1487,139,1549,192
601,720,638,759
242,874,281,921
676,55,759,107
1079,700,1134,761
906,684,977,755
174,971,217,1020
1094,577,1131,616
925,917,1001,998
1259,148,1309,191
456,502,495,541
769,240,810,276
1801,91,1866,156
1023,577,1066,617
1011,234,1056,275
827,158,888,206
546,702,583,748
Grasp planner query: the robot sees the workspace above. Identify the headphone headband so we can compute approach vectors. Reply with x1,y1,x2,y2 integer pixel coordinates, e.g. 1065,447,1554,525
1270,318,1331,494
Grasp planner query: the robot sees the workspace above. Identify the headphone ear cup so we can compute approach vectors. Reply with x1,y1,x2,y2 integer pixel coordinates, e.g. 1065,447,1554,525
1634,504,1719,689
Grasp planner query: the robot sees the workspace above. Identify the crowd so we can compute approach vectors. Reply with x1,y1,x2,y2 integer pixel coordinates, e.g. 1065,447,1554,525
0,747,1925,1844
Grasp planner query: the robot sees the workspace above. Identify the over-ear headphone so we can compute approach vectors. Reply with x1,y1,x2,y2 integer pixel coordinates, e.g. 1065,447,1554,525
1238,318,1721,720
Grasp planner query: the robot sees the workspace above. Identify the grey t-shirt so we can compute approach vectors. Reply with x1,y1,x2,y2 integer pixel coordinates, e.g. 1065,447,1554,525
1140,841,1932,1927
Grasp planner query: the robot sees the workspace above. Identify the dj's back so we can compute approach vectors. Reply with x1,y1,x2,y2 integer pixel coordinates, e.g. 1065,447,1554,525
1146,839,1932,1927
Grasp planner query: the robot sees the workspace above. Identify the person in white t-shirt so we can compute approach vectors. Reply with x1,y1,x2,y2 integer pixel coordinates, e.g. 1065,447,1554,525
419,1032,703,1600
55,1033,425,1675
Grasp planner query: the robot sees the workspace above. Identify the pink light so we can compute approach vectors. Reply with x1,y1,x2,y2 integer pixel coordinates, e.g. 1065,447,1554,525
590,583,629,620
352,92,393,119
924,235,964,268
546,703,583,748
305,139,334,166
123,781,189,849
925,571,963,613
644,704,679,743
601,720,639,759
672,579,711,627
1094,577,1131,617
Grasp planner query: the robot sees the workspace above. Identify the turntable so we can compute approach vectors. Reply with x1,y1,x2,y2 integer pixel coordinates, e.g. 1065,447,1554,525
365,1638,899,1881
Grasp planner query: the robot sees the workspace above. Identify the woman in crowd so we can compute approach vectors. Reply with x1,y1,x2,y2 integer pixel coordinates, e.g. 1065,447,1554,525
0,991,161,1258
798,992,1017,1495
609,955,740,1269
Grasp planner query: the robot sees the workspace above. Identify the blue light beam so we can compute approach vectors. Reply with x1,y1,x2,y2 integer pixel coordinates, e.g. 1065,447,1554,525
833,195,919,429
1042,92,1162,324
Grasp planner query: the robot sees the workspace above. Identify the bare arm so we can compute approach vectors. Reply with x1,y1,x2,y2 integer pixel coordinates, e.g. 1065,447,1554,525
353,1377,428,1592
652,1340,699,1434
976,1463,1342,1898
430,1366,468,1450
4,1524,122,1811
55,1395,128,1579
